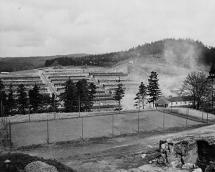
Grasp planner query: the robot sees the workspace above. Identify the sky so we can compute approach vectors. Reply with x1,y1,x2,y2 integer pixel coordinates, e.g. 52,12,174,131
0,0,215,57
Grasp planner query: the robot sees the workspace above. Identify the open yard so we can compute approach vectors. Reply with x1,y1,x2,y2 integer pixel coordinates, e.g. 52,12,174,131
10,111,202,147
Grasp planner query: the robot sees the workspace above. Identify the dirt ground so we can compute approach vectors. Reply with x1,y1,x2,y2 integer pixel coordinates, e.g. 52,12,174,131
10,111,201,147
12,123,214,172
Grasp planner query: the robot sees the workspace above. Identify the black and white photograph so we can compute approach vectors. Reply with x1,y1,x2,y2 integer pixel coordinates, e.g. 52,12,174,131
0,0,215,171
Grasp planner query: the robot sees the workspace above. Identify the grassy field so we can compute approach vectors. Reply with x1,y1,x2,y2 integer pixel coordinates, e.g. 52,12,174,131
10,111,201,147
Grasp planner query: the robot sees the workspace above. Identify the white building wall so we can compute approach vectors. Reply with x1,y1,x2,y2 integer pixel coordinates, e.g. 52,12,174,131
169,101,192,107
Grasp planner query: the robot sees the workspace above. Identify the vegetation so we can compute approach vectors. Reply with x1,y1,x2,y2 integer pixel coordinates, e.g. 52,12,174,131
147,71,161,107
134,82,147,109
7,84,15,115
0,153,75,172
28,84,42,113
17,84,28,115
1,39,215,72
0,78,97,116
114,79,125,111
0,80,7,117
180,72,211,110
61,79,96,112
62,79,78,112
88,82,97,110
0,54,86,72
76,79,91,111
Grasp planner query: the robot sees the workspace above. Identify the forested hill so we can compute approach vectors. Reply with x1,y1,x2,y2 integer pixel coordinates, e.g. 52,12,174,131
45,39,215,68
1,39,215,72
0,54,87,72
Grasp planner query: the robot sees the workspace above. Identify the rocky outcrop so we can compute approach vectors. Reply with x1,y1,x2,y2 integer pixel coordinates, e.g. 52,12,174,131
117,138,202,172
25,161,58,172
196,139,215,171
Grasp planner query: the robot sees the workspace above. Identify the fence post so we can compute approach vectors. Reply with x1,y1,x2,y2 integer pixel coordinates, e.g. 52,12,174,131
138,99,140,133
54,97,56,120
207,113,209,123
138,111,140,134
186,108,188,127
28,109,31,122
162,113,165,129
8,121,12,149
78,97,81,117
46,119,49,144
202,111,204,121
81,117,84,139
112,114,114,137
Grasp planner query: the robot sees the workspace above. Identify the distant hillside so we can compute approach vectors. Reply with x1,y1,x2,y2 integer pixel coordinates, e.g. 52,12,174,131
0,54,87,72
45,39,215,69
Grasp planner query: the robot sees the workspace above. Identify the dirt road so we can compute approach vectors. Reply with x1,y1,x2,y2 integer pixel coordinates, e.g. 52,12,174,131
15,123,214,172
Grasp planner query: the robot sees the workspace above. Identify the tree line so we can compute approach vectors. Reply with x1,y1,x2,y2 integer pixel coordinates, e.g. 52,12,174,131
0,79,98,116
60,79,97,112
180,70,215,112
44,52,127,67
0,77,127,116
133,69,215,112
134,71,161,109
0,81,55,116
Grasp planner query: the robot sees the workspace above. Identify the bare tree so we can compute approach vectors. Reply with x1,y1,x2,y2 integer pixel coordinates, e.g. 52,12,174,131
180,72,211,109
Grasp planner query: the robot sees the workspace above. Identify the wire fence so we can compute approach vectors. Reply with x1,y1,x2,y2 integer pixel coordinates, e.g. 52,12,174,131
2,109,206,148
159,107,214,123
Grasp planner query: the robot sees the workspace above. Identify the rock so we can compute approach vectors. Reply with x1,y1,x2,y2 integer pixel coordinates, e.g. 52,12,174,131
170,160,181,168
128,168,142,172
141,154,146,159
115,169,128,172
25,161,58,172
182,163,195,169
192,168,202,172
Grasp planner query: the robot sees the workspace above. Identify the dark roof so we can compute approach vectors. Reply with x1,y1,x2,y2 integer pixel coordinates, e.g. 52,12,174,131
168,96,192,102
155,97,170,105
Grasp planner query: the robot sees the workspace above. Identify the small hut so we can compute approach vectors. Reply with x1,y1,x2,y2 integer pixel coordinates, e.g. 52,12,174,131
155,97,170,108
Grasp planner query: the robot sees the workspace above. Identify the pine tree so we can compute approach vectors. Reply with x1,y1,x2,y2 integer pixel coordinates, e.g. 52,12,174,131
147,71,161,107
28,89,34,113
7,84,15,115
0,80,7,116
114,79,125,111
17,84,28,114
76,79,90,112
29,84,42,113
0,79,4,91
62,79,77,112
134,82,147,109
88,82,97,111
41,94,52,112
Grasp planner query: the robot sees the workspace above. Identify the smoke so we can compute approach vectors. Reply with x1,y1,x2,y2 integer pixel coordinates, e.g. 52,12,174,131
162,39,204,70
115,39,212,109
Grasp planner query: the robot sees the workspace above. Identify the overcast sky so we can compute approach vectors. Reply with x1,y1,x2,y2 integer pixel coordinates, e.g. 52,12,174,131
0,0,215,57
